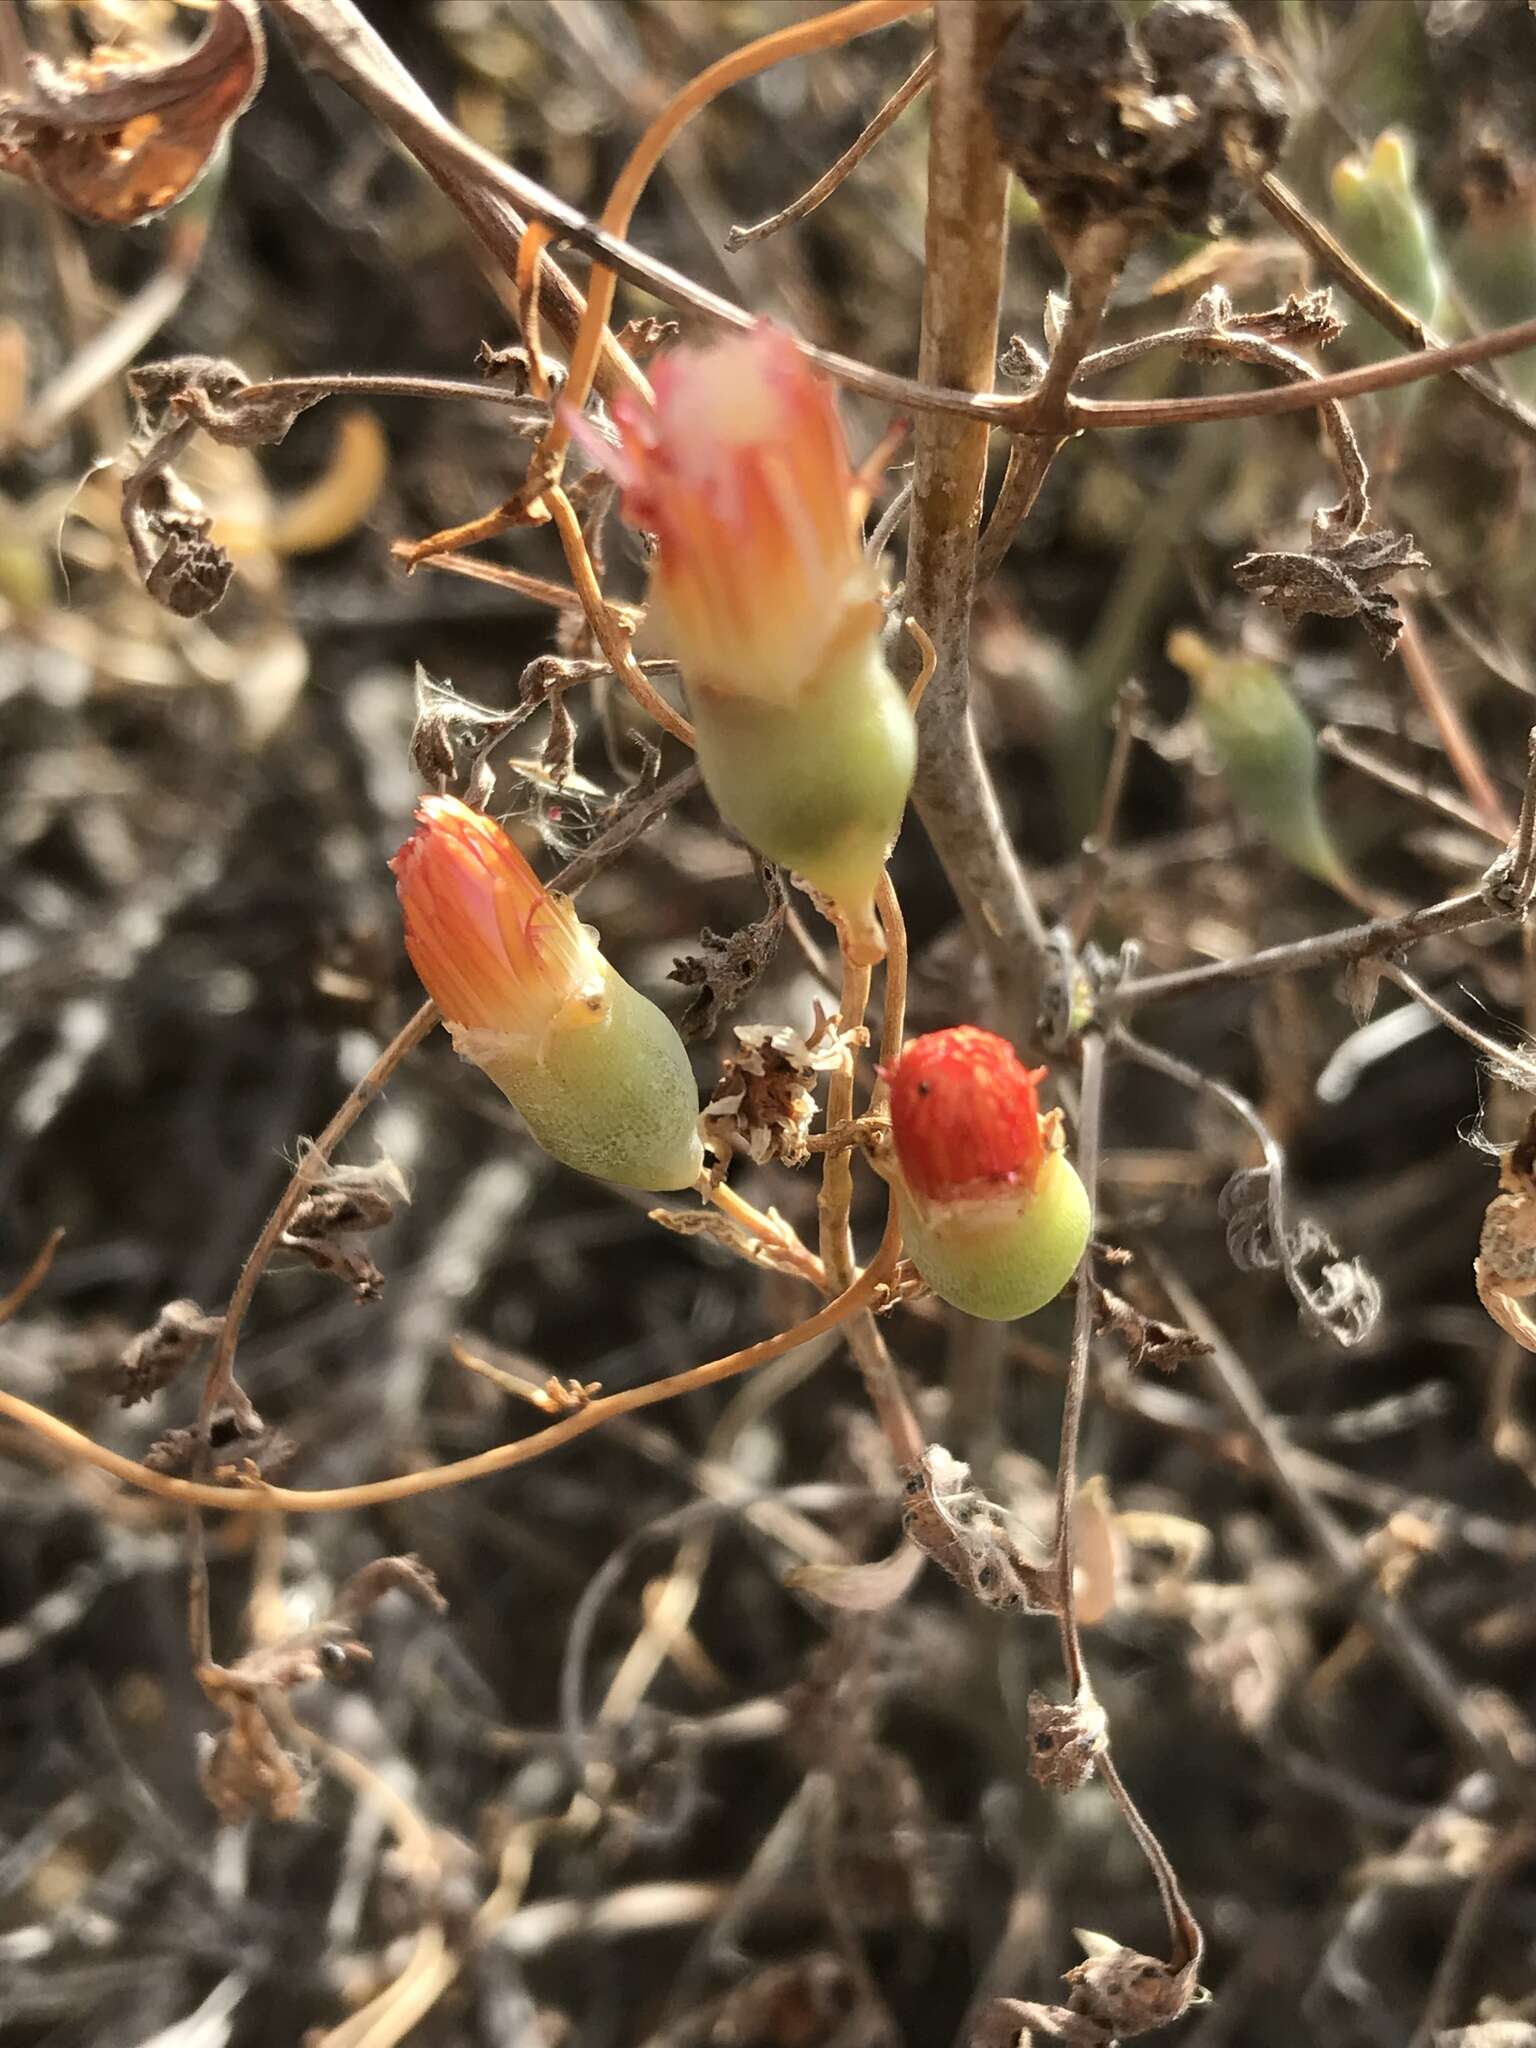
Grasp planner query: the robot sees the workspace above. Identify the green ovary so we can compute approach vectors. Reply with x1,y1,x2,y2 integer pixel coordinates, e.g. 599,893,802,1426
687,643,915,949
483,972,704,1192
897,1154,1092,1322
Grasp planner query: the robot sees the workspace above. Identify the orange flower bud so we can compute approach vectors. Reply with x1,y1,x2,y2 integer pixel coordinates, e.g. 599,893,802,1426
610,324,876,708
392,797,703,1192
393,796,604,1049
887,1029,1090,1322
596,323,916,960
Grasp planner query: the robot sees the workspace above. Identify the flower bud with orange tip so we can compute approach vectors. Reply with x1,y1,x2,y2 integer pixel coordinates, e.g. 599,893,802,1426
392,796,703,1191
603,323,915,962
887,1028,1090,1322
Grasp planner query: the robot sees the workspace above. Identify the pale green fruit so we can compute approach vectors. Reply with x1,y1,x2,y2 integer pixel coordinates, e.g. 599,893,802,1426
1170,631,1349,891
687,640,915,960
472,969,703,1192
896,1153,1091,1323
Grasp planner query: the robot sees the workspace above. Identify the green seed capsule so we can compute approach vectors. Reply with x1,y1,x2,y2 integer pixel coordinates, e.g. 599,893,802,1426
897,1153,1092,1323
688,641,916,962
473,969,704,1193
1170,630,1348,890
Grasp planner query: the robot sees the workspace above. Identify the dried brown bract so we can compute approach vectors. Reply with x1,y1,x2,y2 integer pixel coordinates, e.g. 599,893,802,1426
899,1445,1058,1614
143,1419,295,1480
671,863,788,1040
278,1153,409,1304
1093,1282,1212,1371
196,1555,444,1825
1233,522,1429,658
0,0,264,227
985,0,1287,247
1027,1688,1109,1791
1062,1938,1205,2038
1477,1112,1536,1353
116,1299,222,1408
121,458,234,619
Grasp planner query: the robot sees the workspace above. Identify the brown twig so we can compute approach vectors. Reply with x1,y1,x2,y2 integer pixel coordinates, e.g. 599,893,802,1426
1105,888,1496,1013
1317,725,1502,842
0,1229,64,1327
0,1211,901,1516
1398,608,1516,840
903,0,1049,1038
1051,1031,1105,1699
726,48,933,250
1258,171,1536,452
975,218,1130,584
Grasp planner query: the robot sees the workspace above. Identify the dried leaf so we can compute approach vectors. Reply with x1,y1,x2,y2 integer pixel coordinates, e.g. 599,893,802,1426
129,354,315,448
786,1539,925,1612
1093,1282,1212,1372
197,1682,304,1826
0,1,265,227
1064,1939,1206,2038
279,1153,408,1304
116,1298,222,1407
970,1998,1109,2048
900,1446,1058,1614
1027,1688,1109,1790
121,457,234,619
1233,523,1429,658
670,863,787,1040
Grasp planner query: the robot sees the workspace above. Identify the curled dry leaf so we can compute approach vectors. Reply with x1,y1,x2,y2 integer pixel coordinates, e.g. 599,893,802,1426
121,456,235,619
670,863,788,1041
1064,1934,1206,2038
116,1298,222,1407
899,1445,1058,1615
278,1153,409,1304
0,0,265,227
1233,522,1429,658
1477,1112,1536,1353
129,354,317,448
1027,1688,1109,1791
142,1419,295,1481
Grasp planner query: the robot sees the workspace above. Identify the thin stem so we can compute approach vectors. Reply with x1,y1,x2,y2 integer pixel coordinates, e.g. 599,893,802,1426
1380,960,1536,1087
1097,1750,1204,1976
197,1001,439,1430
545,485,695,748
975,219,1129,583
904,0,1049,1037
1317,725,1501,841
1068,681,1144,943
726,49,933,250
0,1229,64,1327
0,1210,901,1516
705,1181,827,1289
1258,171,1536,451
1051,1032,1105,1699
1105,888,1495,1013
1398,608,1515,839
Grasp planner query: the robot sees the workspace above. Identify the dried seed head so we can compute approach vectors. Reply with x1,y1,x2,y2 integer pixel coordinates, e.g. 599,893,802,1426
391,795,605,1055
889,1028,1049,1205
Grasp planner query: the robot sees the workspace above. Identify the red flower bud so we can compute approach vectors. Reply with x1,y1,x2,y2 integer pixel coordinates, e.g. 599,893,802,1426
889,1027,1048,1203
887,1028,1088,1323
